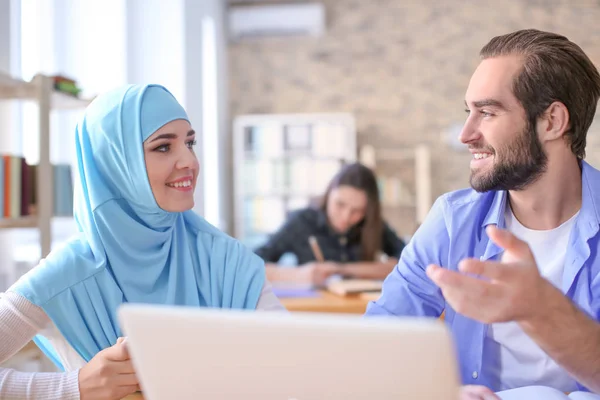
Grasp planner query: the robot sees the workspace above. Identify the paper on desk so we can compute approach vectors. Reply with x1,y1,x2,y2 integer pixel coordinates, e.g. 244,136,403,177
272,287,320,298
497,386,600,400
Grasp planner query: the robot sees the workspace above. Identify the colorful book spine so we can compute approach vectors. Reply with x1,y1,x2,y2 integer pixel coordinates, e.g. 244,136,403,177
3,155,11,218
53,164,73,217
0,158,73,220
20,158,30,216
0,157,4,216
9,156,21,218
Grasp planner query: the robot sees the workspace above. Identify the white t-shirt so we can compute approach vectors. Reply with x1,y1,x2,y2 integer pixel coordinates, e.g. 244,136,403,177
483,205,579,392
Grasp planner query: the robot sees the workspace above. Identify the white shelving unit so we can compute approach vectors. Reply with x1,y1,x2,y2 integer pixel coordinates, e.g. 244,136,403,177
360,144,433,228
0,72,91,259
233,113,357,248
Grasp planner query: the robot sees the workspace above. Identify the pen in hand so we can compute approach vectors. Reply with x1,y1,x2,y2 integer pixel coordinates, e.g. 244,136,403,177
308,235,325,262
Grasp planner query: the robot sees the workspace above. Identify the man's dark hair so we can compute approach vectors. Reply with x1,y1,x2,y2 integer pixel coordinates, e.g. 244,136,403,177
481,29,600,159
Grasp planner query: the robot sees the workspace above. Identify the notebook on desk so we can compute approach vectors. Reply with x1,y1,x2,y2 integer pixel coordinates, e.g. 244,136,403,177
118,304,460,400
271,282,321,298
326,279,383,296
497,386,600,400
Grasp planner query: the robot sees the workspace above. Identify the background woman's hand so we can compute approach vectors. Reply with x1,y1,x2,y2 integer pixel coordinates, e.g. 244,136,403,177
300,262,340,286
78,337,140,400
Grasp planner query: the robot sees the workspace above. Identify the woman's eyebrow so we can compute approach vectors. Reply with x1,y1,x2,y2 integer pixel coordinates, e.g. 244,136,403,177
149,130,195,142
149,133,176,142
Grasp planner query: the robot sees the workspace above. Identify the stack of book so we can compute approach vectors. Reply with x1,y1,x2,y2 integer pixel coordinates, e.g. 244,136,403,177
0,155,73,219
52,75,82,97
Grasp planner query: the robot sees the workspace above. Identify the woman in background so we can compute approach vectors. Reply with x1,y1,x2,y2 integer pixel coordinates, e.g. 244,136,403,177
255,162,406,286
0,84,282,400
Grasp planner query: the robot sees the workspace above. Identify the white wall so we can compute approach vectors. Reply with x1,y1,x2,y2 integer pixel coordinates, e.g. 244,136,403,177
14,0,232,231
0,0,234,285
0,0,19,75
0,0,21,288
184,0,231,232
0,0,21,155
125,0,231,231
53,0,128,95
51,0,128,168
126,0,186,103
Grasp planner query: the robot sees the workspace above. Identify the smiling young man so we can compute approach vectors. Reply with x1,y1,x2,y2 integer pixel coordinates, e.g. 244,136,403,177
366,29,600,394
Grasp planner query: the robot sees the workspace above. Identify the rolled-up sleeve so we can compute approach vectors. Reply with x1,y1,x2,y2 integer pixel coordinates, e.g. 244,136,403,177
366,196,450,318
381,223,406,258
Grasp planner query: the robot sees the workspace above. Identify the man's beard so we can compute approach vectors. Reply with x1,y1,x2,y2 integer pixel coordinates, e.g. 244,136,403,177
470,121,548,192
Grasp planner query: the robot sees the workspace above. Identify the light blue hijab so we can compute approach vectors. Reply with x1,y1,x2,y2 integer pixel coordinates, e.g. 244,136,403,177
11,84,265,369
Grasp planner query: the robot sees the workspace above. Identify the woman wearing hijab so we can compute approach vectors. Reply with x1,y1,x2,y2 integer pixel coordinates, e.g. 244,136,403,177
0,84,283,399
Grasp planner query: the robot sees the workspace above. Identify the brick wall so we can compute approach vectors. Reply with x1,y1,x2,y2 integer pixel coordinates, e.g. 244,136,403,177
229,0,600,236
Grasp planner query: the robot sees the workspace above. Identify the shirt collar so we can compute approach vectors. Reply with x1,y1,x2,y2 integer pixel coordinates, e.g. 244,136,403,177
480,160,600,230
577,160,600,232
482,190,508,229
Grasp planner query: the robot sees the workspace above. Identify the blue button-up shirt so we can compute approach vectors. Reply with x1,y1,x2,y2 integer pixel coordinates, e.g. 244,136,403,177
365,161,600,392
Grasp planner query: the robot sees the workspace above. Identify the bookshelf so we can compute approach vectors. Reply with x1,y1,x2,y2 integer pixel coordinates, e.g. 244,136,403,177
0,216,38,229
233,113,357,249
359,144,432,236
0,72,91,259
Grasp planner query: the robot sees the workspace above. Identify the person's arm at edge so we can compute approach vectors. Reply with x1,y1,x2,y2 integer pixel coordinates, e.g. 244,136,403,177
255,279,287,312
519,281,600,393
0,291,80,400
364,196,449,317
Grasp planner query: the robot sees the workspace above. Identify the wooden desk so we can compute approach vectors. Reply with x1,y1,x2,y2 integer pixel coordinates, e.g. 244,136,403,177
280,290,378,314
122,394,144,400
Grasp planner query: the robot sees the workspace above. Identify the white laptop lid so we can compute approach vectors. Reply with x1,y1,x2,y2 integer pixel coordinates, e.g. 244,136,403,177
118,304,459,400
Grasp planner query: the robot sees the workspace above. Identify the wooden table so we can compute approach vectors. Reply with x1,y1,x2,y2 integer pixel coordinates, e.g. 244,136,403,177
122,394,144,400
280,290,379,314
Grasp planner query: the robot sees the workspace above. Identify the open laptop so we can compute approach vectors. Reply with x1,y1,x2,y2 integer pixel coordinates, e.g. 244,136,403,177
118,304,460,400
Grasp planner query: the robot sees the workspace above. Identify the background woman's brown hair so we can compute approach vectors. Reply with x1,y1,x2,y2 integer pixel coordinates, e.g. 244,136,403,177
319,162,382,262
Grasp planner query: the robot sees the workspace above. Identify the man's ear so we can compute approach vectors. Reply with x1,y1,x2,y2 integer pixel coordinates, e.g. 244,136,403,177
538,101,570,142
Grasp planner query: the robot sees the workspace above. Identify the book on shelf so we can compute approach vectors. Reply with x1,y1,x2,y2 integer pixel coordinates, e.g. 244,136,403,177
289,158,312,194
312,122,348,158
242,158,344,198
287,196,310,211
3,155,29,219
52,75,82,97
244,122,350,160
377,175,414,207
53,164,73,217
244,124,284,157
243,196,286,234
240,159,347,240
236,113,356,246
312,159,344,194
284,124,312,152
0,155,74,221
